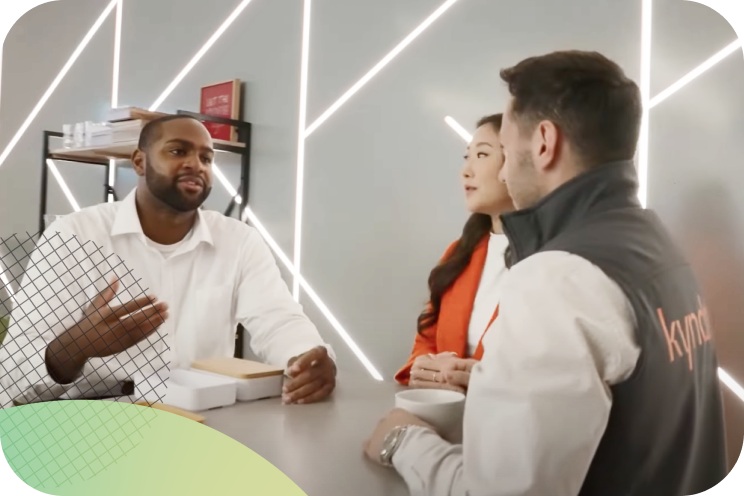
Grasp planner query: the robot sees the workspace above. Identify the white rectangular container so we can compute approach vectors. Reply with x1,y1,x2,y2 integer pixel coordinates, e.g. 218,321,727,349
191,357,284,402
163,369,237,412
235,374,284,401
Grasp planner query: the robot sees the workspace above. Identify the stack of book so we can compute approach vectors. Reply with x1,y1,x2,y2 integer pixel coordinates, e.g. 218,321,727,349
63,107,168,150
106,107,168,145
82,121,112,147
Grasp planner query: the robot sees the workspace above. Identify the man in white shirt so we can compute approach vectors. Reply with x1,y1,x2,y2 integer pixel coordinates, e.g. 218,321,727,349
364,50,726,495
0,115,336,407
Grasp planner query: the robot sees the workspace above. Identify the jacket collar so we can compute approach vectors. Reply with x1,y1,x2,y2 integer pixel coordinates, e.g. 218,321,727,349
501,160,641,264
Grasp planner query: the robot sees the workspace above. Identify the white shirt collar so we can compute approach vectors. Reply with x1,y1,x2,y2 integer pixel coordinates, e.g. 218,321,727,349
110,188,215,248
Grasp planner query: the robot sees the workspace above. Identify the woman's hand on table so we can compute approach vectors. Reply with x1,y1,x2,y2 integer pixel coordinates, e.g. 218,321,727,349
409,352,478,393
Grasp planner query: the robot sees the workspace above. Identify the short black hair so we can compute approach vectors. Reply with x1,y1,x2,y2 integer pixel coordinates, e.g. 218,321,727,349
137,114,202,151
499,50,642,168
476,113,503,132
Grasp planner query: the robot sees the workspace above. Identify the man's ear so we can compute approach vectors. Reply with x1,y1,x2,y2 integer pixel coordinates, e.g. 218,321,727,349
131,149,146,177
532,120,560,173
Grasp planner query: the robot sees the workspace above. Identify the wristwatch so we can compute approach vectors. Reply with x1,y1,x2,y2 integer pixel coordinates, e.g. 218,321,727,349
379,425,411,467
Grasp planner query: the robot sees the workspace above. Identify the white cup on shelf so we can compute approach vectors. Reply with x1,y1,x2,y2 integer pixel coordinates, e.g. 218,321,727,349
73,122,85,148
62,124,73,149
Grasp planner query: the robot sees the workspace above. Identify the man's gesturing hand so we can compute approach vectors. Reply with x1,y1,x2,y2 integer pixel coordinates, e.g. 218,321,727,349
46,278,169,384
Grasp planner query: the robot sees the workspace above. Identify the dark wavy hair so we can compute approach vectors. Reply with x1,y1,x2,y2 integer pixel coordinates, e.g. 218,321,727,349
417,114,503,334
500,50,642,167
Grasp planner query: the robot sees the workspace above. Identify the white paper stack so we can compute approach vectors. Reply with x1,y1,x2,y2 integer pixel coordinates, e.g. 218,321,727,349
110,120,145,144
106,106,167,123
84,121,112,147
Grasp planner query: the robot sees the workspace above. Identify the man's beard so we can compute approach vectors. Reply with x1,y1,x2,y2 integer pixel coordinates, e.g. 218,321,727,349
509,151,542,210
145,161,211,212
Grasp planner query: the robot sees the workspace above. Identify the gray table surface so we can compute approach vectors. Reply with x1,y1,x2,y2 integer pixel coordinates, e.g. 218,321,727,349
202,375,410,496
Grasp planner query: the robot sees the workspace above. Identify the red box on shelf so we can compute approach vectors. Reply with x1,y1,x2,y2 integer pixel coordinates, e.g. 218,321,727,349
199,79,242,142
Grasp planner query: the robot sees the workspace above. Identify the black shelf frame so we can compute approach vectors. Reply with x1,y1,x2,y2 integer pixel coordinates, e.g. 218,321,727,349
39,111,253,358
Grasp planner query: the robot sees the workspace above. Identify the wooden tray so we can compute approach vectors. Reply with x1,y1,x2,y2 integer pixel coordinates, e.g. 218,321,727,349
191,357,284,380
134,401,206,423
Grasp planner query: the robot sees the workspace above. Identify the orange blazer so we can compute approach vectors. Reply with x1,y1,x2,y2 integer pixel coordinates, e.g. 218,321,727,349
395,235,499,384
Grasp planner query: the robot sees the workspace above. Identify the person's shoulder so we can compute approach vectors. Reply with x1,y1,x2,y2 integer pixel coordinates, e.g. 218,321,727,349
506,250,612,292
500,250,636,338
43,202,118,239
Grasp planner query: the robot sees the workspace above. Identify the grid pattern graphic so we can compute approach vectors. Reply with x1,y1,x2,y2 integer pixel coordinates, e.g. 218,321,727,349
0,230,170,487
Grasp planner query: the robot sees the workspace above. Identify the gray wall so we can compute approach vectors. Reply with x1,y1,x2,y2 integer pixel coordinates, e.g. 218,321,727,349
647,0,744,468
1,0,742,456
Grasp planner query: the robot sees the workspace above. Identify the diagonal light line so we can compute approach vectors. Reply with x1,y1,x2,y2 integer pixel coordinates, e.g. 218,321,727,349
46,159,81,212
304,0,462,138
719,367,744,404
241,207,384,381
637,0,652,208
0,0,117,170
242,208,294,276
295,265,384,381
0,261,17,307
649,39,741,109
444,115,472,142
292,0,312,301
212,162,242,204
149,0,255,111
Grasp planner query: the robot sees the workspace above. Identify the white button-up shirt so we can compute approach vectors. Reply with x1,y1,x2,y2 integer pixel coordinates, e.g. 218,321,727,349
392,251,641,496
0,189,333,406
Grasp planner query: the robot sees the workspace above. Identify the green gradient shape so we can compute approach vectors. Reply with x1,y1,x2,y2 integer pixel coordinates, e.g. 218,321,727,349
0,401,308,496
0,399,155,490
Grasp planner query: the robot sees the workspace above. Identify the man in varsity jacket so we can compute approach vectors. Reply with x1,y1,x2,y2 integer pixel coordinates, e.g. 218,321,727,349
365,50,728,496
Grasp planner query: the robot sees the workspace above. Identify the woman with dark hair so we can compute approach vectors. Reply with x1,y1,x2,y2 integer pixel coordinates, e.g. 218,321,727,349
394,113,514,392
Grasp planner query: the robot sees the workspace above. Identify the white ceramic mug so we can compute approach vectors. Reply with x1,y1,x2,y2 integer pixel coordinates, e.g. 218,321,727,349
395,389,465,443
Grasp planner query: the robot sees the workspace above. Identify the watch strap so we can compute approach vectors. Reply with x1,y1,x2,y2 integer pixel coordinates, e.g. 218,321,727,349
379,424,411,467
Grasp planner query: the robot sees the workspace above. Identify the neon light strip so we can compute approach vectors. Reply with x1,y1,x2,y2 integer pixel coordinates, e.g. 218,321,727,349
292,0,312,301
108,0,123,203
719,367,744,403
650,39,741,109
149,0,255,111
444,115,471,142
108,159,116,203
637,0,653,207
212,163,242,204
0,0,117,170
112,0,122,109
46,160,81,212
303,0,462,138
241,207,383,381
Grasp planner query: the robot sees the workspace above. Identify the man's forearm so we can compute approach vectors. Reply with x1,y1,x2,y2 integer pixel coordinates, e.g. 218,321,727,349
393,427,466,496
45,330,88,385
